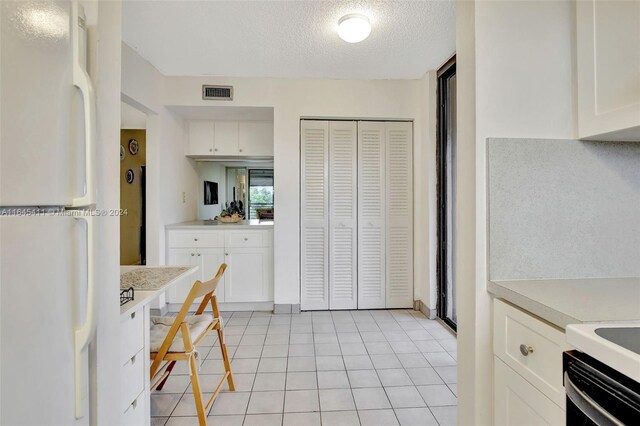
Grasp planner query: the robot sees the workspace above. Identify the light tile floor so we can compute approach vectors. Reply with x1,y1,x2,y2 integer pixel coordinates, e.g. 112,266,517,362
151,309,457,426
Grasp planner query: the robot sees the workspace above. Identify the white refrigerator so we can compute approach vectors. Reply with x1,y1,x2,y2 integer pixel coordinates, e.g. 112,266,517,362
1,1,99,424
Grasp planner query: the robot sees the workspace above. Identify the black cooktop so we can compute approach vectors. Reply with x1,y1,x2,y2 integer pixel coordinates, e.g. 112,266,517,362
595,327,640,355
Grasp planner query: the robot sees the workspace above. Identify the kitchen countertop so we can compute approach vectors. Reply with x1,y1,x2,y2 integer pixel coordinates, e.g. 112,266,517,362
166,219,274,229
120,265,198,316
488,277,640,329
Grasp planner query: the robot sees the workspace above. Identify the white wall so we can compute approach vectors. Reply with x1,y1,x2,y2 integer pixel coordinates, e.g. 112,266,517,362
417,70,438,315
92,2,123,423
456,0,576,423
162,76,425,305
121,44,198,265
120,101,146,129
121,42,441,307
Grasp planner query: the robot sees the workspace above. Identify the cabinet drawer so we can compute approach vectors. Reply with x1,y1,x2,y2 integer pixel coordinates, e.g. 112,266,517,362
225,230,271,248
121,390,147,425
121,349,145,413
493,299,568,407
168,230,224,248
120,309,144,366
494,357,564,425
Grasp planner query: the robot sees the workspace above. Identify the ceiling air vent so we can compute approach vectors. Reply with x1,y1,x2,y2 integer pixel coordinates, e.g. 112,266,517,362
202,85,233,101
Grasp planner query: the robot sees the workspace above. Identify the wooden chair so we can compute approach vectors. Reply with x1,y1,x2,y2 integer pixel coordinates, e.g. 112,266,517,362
149,264,234,425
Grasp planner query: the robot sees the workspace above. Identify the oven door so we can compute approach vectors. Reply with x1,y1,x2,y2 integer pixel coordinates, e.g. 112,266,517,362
564,351,640,426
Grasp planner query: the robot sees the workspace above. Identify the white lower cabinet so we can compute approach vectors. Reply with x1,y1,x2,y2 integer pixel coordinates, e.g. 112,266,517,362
494,357,565,426
166,228,273,305
120,308,150,426
493,299,568,425
167,247,226,303
224,247,273,302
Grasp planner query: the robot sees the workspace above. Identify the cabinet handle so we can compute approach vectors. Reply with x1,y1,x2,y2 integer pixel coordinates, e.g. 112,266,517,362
214,148,218,152
197,253,201,257
225,253,229,256
244,237,248,241
519,344,534,356
194,238,198,241
239,148,243,153
191,253,195,256
209,148,212,152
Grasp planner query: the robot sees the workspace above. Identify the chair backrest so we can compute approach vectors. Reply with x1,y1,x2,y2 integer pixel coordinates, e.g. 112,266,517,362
151,263,228,375
193,263,227,298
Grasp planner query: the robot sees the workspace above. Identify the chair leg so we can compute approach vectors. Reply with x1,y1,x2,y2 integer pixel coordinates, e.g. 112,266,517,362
217,327,235,391
155,361,177,391
189,355,208,426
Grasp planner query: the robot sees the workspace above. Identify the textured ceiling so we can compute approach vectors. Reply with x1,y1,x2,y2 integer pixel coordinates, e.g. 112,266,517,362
122,0,456,80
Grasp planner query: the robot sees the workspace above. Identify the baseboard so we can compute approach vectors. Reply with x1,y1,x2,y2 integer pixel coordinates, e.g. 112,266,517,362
274,304,301,314
415,300,437,319
150,305,169,316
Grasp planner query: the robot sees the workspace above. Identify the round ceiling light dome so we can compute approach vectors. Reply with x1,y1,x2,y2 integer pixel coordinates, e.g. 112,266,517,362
338,14,371,43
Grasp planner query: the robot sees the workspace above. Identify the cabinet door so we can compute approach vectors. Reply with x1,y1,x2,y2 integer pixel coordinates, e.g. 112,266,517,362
576,0,640,139
494,357,565,426
328,121,357,310
300,120,329,310
357,122,386,309
187,121,214,155
224,247,272,302
214,121,239,155
166,248,198,303
239,122,274,156
385,122,413,309
199,248,226,303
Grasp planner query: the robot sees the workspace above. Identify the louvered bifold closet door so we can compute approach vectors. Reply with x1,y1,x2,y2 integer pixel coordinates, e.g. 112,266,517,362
385,122,414,308
301,120,329,310
357,122,386,309
328,121,358,310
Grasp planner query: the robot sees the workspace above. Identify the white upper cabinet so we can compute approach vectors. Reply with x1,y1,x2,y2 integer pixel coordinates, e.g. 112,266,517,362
214,121,240,155
187,121,214,155
239,122,274,156
576,0,640,140
187,121,274,157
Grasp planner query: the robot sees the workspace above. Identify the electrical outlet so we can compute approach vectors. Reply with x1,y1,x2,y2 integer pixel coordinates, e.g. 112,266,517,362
182,192,186,203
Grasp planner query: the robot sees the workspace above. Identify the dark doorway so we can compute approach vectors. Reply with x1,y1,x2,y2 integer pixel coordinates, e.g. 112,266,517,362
436,57,457,331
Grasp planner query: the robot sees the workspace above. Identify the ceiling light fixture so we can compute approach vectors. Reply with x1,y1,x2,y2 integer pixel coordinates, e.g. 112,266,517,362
338,14,371,43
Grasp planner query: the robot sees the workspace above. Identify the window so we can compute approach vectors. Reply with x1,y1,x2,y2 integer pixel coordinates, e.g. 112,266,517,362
248,169,274,219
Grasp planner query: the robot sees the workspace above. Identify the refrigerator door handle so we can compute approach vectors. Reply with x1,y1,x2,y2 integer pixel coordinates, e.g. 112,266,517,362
71,2,96,208
74,216,96,419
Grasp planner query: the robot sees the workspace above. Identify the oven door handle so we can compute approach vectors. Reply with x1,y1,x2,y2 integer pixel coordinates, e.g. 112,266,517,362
565,372,624,426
